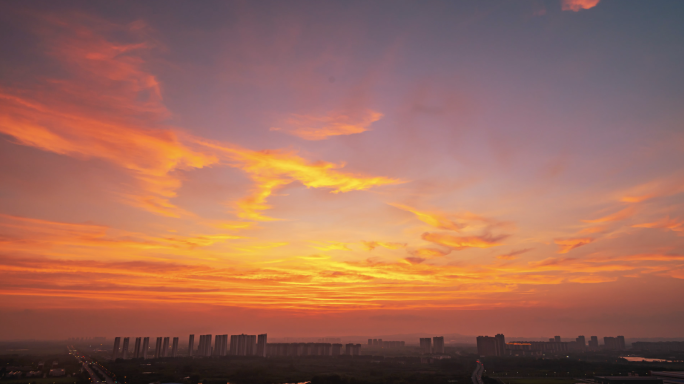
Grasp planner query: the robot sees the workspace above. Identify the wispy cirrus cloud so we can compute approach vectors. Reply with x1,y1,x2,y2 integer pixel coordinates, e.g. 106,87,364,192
497,248,533,260
310,241,351,252
619,177,684,203
0,15,218,218
633,216,684,235
361,241,407,251
271,110,383,140
583,205,638,223
0,13,403,224
391,204,465,231
197,140,405,221
422,232,507,250
0,213,239,256
410,248,451,258
554,237,594,254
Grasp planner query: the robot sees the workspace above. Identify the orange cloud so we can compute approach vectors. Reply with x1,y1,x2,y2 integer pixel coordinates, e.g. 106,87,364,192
579,225,608,234
633,216,684,235
310,241,351,252
410,248,451,258
422,232,507,250
554,237,594,253
271,110,383,140
0,16,218,218
583,205,637,223
391,204,465,231
197,140,404,221
568,275,617,284
619,177,684,203
361,241,407,251
497,248,533,260
0,213,239,256
403,257,426,265
561,0,600,12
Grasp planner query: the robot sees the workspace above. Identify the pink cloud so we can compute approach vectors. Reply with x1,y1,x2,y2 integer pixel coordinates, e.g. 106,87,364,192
561,0,600,12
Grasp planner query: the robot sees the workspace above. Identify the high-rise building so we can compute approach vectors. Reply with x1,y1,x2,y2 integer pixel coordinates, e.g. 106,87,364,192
419,338,432,354
554,336,561,342
257,334,268,357
495,334,506,355
604,336,626,350
196,334,212,357
589,336,599,348
188,334,194,356
433,336,445,354
476,334,505,357
121,337,130,359
171,337,179,357
198,334,212,356
576,336,586,347
162,337,170,357
112,337,121,360
230,334,257,356
133,337,142,359
197,335,205,357
368,339,372,345
154,337,162,359
344,343,354,355
212,335,228,357
142,337,149,359
332,343,342,356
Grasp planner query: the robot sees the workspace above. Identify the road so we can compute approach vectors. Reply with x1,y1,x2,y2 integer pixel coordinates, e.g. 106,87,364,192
472,360,484,384
68,346,116,384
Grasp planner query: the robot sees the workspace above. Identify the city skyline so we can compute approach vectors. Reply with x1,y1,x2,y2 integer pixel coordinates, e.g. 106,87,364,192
1,0,684,339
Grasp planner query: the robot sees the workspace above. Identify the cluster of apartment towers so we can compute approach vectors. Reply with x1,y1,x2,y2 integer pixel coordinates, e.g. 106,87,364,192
111,334,369,360
417,336,445,354
477,334,627,357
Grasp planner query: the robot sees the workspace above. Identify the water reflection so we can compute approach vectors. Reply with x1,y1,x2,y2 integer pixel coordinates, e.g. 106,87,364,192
621,356,673,362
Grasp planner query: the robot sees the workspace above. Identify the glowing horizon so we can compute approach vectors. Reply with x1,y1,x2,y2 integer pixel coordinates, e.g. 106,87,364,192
1,0,683,340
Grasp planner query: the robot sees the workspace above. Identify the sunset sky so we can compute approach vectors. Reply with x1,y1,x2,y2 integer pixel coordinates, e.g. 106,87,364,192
1,0,684,340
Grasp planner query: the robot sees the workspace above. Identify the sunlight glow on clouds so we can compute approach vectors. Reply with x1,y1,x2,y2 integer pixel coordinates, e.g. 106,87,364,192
561,0,600,12
0,1,683,336
271,110,383,140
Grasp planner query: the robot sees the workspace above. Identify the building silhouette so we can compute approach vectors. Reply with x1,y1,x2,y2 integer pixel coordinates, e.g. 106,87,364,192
171,337,179,357
476,334,505,357
133,337,142,359
112,337,121,359
419,338,432,354
212,335,228,356
257,334,268,357
121,337,130,359
141,337,149,359
162,337,170,357
604,336,626,350
188,334,194,356
433,336,445,354
229,334,256,356
589,336,599,348
196,334,212,357
154,337,162,359
576,336,586,347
